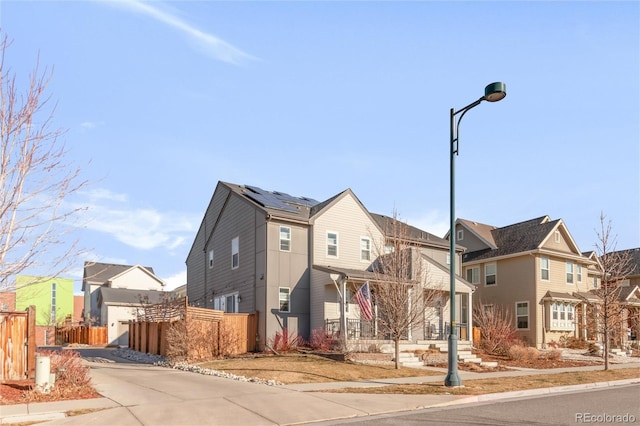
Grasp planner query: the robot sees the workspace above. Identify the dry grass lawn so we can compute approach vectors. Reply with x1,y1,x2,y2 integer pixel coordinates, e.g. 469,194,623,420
199,353,438,384
328,368,640,395
198,353,640,395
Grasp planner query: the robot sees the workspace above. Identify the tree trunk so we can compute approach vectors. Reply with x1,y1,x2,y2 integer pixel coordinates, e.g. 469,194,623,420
394,337,400,369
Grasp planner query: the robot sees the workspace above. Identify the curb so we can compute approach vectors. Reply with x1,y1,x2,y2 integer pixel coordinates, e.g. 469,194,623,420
0,411,66,425
434,378,640,408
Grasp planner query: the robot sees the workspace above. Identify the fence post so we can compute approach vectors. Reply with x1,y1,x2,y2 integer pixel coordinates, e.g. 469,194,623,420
26,305,36,379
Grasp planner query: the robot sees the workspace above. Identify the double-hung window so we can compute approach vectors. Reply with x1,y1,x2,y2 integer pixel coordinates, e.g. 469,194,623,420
540,257,549,280
280,226,291,252
466,266,480,284
566,262,574,284
279,287,290,312
516,301,529,330
231,237,239,269
208,250,214,269
327,232,338,257
360,237,371,261
577,264,582,282
485,263,496,286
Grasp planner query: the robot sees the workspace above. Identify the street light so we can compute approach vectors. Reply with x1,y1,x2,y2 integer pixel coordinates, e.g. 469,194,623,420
445,82,506,387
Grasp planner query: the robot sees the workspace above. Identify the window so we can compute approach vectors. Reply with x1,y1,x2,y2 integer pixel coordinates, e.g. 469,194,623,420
566,262,574,284
485,263,496,286
551,301,575,330
466,266,480,284
231,237,239,269
327,232,338,257
279,287,290,312
446,253,450,265
51,282,57,324
214,293,239,313
593,276,598,289
541,257,549,280
554,231,560,243
360,237,371,261
280,226,291,252
208,250,214,269
457,229,464,241
516,302,529,330
577,264,582,282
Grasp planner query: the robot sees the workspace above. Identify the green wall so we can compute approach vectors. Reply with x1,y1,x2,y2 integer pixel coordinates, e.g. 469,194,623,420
16,275,74,326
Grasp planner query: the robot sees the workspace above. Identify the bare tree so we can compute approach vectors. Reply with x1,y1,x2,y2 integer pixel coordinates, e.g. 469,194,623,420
0,34,87,290
593,213,634,370
368,212,444,369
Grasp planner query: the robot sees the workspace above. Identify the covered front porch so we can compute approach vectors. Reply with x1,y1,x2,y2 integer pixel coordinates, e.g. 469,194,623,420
314,263,474,345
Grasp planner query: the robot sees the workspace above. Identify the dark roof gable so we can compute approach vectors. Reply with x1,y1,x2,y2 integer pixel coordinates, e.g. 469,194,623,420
463,216,561,262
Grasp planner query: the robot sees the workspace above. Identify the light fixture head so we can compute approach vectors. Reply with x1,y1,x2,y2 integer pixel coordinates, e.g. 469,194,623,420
484,82,507,102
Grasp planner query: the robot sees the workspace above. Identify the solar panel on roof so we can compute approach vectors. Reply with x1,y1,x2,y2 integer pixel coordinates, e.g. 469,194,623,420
244,184,319,212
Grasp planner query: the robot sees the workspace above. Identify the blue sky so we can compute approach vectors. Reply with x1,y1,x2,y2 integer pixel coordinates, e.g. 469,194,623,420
1,1,638,294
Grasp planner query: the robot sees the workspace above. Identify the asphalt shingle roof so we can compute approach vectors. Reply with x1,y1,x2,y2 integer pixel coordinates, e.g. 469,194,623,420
463,216,560,263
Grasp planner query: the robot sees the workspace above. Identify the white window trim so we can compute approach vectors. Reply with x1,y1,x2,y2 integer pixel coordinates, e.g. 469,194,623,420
550,301,575,331
360,237,371,262
577,264,582,282
515,301,529,330
279,226,291,252
457,229,464,241
327,231,339,258
466,266,480,284
279,287,290,313
485,263,497,286
232,236,239,270
214,292,239,313
540,257,549,281
208,249,214,269
566,262,574,284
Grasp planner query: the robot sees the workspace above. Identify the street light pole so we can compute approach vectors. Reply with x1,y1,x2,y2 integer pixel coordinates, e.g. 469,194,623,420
445,82,506,387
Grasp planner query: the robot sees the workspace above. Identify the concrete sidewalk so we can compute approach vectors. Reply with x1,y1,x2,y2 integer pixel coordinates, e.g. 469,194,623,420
1,350,638,426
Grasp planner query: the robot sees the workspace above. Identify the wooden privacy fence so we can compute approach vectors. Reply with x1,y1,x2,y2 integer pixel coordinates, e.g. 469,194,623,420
0,306,36,382
129,298,258,360
55,325,108,346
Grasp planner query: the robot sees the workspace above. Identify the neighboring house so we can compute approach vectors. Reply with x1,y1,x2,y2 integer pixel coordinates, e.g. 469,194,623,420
82,262,165,324
172,284,187,299
0,291,16,311
186,181,472,351
15,275,74,345
610,248,640,342
454,216,599,348
98,287,168,346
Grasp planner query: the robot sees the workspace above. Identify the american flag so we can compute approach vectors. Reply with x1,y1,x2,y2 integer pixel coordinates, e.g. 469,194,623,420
355,281,373,320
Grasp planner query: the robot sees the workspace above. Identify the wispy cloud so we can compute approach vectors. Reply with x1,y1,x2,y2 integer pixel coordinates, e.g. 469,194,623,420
110,0,256,65
77,188,199,251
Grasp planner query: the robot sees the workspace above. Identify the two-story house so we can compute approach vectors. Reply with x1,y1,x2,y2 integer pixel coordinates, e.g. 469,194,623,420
82,262,166,345
455,215,598,348
186,181,473,351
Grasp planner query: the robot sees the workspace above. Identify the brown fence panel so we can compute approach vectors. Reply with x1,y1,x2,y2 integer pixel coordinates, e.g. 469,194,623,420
0,306,36,382
55,326,107,346
128,308,258,360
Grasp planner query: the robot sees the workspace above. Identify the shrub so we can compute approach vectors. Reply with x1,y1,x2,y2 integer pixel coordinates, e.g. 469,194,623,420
507,345,539,361
268,328,302,353
24,350,94,402
561,336,589,349
473,302,518,355
307,327,334,351
541,349,562,360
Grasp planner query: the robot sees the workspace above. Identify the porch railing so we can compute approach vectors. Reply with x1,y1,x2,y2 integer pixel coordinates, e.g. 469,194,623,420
325,318,469,341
